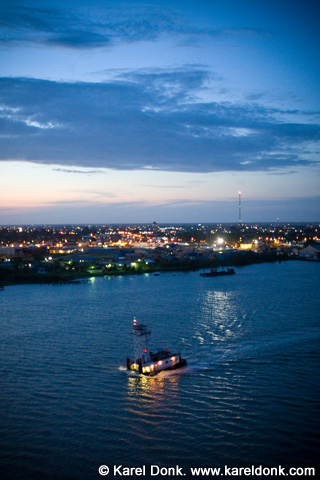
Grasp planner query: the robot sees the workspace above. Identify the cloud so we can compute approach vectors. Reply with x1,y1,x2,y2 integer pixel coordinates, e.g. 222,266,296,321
0,71,319,173
52,168,101,175
0,2,272,50
0,5,111,48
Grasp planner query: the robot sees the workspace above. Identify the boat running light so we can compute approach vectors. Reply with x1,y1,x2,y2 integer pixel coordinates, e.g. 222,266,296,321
171,357,176,362
158,361,162,365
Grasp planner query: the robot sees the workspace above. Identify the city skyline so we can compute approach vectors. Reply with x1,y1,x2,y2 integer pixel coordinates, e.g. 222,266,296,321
1,0,319,224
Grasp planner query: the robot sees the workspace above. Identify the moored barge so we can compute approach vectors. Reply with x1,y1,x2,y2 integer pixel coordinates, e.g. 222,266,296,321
200,268,235,277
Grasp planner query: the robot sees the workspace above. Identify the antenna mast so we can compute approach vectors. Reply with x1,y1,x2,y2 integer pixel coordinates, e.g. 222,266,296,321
238,191,242,223
132,317,151,363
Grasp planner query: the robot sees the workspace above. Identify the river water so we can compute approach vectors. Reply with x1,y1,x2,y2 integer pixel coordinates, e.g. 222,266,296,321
1,261,319,479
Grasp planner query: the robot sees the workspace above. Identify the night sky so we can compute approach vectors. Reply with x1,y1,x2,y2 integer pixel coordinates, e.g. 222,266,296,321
1,0,319,224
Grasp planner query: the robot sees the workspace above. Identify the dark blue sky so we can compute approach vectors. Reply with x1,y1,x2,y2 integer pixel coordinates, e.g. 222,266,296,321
0,0,319,223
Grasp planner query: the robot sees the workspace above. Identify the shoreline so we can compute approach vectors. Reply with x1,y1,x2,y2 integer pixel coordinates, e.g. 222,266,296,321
0,252,302,288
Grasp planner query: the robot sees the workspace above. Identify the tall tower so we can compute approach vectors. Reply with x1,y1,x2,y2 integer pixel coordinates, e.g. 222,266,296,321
238,191,242,223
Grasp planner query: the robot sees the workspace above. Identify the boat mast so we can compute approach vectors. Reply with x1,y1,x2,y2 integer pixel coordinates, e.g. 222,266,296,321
132,317,151,363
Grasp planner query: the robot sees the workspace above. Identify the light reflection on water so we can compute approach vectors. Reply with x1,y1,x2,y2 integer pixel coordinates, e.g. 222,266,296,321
1,261,320,478
126,373,181,409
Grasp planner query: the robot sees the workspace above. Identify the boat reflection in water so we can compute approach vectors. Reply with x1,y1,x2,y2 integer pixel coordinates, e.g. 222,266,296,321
126,317,187,376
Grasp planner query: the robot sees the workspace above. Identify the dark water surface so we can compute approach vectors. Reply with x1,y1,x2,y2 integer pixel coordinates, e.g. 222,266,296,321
1,261,320,479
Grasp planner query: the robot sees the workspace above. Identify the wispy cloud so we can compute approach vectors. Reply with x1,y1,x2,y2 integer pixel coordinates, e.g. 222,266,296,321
52,168,102,175
0,2,273,50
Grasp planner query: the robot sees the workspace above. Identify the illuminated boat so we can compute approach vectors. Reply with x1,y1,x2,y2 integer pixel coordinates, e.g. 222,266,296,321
126,318,187,376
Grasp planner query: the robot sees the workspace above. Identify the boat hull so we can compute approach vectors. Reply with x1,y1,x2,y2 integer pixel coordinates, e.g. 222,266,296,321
147,358,187,376
127,357,187,376
200,268,235,277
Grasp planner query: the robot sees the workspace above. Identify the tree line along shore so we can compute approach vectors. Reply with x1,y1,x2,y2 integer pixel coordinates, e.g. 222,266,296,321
0,250,291,287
